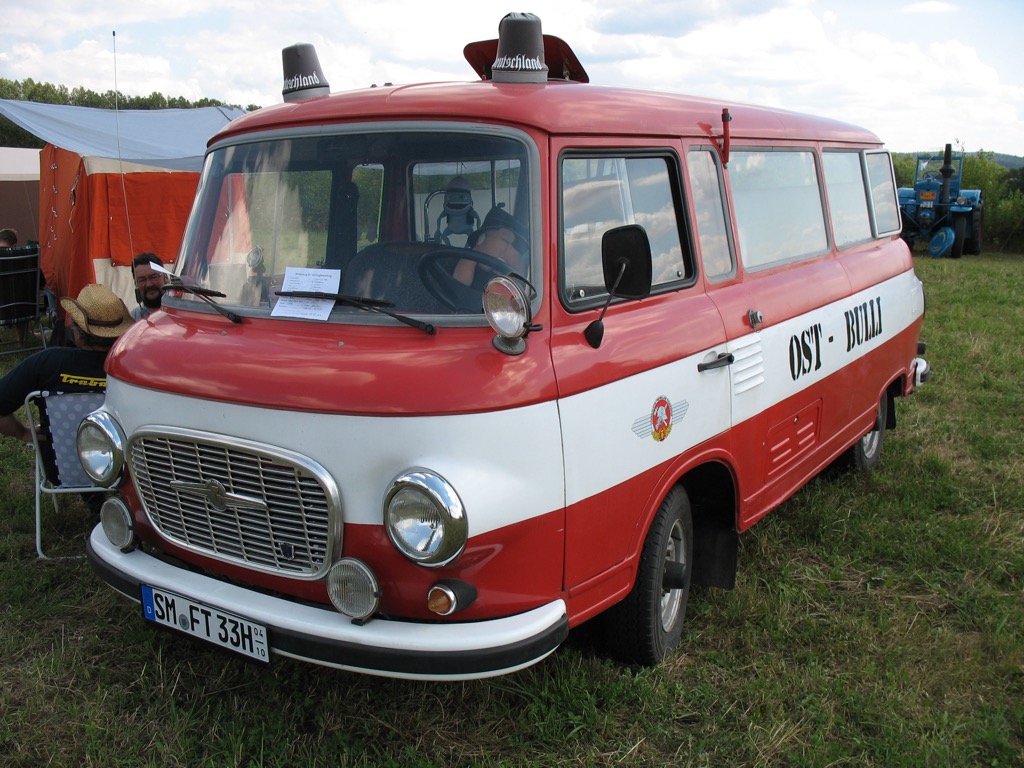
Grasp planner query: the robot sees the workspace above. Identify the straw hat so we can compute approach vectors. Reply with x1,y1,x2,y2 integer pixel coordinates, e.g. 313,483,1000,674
60,284,135,338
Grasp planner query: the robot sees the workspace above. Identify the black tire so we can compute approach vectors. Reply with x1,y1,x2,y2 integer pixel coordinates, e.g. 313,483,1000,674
950,215,966,259
602,485,693,665
844,392,888,472
966,206,984,255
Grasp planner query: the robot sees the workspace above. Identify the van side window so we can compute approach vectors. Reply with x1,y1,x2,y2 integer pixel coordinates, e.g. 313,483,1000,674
864,151,901,236
823,151,872,249
730,149,827,269
686,149,734,280
561,154,689,306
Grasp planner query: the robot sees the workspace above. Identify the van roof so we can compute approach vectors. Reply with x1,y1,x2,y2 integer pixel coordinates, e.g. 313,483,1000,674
213,79,882,148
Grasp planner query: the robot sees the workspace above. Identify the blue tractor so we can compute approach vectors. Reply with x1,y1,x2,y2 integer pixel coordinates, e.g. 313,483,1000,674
897,143,983,258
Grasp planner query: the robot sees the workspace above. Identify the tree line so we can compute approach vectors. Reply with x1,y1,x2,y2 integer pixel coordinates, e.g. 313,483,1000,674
2,77,1021,252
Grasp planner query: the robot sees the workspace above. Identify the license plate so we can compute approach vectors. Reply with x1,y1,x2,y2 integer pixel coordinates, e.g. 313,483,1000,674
921,200,933,208
141,585,270,663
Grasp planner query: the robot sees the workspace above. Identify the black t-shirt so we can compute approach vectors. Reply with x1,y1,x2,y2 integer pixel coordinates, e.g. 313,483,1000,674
0,346,109,484
0,346,109,415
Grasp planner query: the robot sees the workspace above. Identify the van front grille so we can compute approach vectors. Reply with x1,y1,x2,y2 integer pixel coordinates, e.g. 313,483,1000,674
129,432,338,578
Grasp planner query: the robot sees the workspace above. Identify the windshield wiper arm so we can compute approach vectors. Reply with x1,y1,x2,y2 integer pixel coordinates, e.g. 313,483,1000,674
274,291,436,335
161,283,243,324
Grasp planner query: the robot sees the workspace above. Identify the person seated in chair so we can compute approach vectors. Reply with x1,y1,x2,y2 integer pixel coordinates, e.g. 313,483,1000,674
0,283,133,446
453,206,529,288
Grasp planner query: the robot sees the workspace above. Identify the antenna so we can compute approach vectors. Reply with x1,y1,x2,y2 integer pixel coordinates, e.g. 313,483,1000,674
112,30,136,260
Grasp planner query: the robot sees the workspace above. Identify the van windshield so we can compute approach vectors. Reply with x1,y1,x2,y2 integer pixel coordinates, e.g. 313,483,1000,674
175,129,533,318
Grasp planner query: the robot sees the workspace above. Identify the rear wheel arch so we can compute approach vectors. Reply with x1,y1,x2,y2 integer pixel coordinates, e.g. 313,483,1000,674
680,461,739,590
840,381,899,473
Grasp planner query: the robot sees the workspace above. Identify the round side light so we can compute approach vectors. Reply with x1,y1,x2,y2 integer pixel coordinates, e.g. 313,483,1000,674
427,579,478,616
483,276,532,338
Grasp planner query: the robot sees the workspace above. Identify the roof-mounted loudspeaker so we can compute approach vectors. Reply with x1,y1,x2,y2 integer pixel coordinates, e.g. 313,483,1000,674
491,13,548,83
464,15,589,83
281,43,330,102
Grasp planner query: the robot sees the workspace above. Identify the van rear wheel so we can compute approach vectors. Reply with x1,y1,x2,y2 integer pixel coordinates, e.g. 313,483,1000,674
603,485,692,665
845,392,888,472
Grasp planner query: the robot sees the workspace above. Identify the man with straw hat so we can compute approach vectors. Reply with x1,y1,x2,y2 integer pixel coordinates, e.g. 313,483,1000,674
0,284,133,445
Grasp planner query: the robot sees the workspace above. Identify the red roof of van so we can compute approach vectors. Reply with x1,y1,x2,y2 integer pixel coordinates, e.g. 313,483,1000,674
213,80,881,148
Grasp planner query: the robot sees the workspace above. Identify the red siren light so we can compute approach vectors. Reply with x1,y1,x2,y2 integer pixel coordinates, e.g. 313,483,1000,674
281,43,331,102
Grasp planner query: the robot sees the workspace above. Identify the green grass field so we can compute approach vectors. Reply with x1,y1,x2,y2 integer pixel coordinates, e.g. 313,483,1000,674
1,254,1021,767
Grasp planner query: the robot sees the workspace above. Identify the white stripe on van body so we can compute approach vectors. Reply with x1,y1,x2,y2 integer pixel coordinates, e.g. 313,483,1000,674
558,269,923,507
105,379,567,537
728,269,924,425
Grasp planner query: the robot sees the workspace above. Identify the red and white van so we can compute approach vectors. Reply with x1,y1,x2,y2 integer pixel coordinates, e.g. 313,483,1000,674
80,13,929,680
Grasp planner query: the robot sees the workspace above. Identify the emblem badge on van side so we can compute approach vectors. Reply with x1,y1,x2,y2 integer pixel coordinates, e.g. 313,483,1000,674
632,396,689,442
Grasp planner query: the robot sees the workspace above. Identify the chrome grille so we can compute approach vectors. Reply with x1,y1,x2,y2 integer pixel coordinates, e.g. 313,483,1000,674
129,431,338,578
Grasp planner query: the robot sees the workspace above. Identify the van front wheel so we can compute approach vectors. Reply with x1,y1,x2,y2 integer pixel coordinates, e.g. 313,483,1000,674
603,485,693,665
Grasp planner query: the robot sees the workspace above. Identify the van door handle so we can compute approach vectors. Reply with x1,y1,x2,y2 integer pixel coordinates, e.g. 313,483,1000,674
697,352,735,372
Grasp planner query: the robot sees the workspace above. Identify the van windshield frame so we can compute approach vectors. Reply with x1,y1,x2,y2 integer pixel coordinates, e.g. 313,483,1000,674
171,124,540,324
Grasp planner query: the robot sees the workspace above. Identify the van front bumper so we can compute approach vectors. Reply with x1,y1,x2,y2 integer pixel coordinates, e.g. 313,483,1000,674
86,526,568,680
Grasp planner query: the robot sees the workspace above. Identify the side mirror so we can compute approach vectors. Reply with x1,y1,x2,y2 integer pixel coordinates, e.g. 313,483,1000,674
601,225,652,299
584,225,653,349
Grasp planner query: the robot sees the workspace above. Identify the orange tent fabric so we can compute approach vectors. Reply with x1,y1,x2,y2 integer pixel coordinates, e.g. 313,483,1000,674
39,144,199,309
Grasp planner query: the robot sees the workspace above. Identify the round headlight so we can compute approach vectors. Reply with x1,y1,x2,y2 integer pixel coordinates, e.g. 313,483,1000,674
77,411,126,486
483,275,532,339
384,469,467,566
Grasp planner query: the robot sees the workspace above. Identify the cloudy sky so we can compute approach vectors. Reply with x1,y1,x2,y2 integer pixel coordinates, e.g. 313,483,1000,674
3,0,1022,155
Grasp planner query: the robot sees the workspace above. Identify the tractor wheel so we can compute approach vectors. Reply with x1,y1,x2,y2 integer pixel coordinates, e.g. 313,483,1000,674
966,206,984,255
950,215,966,259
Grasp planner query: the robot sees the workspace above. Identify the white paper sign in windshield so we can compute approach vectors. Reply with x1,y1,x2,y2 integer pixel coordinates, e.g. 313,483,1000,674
271,267,342,320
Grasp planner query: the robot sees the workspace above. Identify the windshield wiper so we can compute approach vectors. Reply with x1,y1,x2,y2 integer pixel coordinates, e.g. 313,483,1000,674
274,291,436,335
162,283,242,323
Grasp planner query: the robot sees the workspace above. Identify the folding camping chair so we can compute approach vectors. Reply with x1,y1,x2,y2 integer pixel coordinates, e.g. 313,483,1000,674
0,244,51,355
26,390,106,559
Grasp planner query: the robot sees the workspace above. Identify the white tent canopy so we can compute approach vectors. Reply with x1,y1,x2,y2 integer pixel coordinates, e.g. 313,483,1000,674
0,99,245,171
0,146,41,181
0,147,41,245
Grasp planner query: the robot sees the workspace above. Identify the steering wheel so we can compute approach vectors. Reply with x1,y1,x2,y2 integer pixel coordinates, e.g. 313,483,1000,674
419,247,510,312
